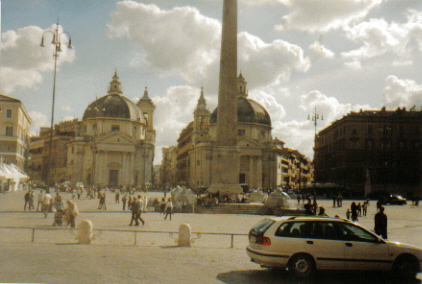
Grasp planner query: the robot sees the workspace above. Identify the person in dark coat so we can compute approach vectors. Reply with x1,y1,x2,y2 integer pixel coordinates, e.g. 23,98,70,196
351,202,358,221
374,206,388,239
129,197,143,226
24,190,30,211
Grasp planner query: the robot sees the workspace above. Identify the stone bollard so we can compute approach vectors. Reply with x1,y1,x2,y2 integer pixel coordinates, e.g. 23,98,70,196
178,224,191,247
79,220,93,244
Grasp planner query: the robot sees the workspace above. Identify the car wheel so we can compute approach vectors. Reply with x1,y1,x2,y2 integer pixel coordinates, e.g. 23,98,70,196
288,254,315,278
393,256,419,280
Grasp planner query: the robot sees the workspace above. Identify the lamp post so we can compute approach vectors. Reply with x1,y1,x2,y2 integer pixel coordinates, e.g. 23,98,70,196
40,21,73,193
308,106,323,191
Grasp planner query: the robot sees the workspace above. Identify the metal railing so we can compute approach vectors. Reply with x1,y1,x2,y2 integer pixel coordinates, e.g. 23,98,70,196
0,226,248,248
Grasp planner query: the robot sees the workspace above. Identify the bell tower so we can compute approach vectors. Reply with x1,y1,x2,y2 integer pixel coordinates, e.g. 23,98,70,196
137,86,156,143
193,86,210,143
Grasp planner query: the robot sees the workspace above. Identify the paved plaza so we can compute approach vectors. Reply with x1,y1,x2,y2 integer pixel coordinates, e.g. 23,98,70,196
0,190,421,283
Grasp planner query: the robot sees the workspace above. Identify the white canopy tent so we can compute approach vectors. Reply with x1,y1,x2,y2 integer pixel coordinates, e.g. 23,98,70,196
0,162,29,192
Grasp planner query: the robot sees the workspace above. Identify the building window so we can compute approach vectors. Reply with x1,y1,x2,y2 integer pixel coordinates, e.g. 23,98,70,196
6,109,12,118
383,125,391,136
367,125,373,135
238,129,245,136
5,126,13,136
365,139,374,150
399,125,404,137
260,131,265,138
197,160,200,166
111,125,120,132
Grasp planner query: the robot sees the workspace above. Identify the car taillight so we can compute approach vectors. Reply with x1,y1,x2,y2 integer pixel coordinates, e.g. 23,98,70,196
257,236,271,246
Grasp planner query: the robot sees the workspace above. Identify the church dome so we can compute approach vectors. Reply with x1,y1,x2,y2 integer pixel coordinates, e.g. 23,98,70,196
83,71,146,122
83,94,146,122
210,96,271,127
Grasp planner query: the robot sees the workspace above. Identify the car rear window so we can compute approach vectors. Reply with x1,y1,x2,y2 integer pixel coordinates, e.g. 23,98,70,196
250,219,275,236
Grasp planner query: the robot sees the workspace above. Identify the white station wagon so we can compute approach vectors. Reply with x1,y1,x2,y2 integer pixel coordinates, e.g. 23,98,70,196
246,216,422,279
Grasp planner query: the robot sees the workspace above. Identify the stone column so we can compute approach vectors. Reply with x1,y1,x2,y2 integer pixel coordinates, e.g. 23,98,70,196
208,0,242,195
257,156,263,189
217,0,238,146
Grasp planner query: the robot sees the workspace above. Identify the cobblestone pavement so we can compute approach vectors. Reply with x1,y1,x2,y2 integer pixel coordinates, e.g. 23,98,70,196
0,190,421,283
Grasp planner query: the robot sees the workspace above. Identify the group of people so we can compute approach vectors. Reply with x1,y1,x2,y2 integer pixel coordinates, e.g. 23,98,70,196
346,201,369,221
25,189,79,228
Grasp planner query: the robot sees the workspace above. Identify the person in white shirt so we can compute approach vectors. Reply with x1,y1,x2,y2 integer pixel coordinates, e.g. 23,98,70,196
42,193,52,218
164,198,173,221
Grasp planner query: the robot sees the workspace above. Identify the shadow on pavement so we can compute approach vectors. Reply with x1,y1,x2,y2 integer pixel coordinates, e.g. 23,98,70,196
217,269,422,284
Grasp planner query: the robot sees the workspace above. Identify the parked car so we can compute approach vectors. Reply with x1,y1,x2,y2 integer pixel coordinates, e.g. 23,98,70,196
246,216,422,280
384,195,407,205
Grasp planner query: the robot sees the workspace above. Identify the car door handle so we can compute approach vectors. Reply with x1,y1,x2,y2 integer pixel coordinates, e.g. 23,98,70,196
306,240,313,245
345,243,353,247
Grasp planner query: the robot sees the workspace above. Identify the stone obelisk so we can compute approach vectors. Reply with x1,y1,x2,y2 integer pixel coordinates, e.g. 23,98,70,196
208,0,242,195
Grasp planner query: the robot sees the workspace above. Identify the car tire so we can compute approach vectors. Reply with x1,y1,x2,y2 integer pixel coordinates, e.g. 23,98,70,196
288,254,315,278
393,256,419,280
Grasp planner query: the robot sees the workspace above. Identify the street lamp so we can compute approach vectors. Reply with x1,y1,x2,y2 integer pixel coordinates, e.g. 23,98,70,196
40,21,73,192
308,106,323,191
88,96,105,188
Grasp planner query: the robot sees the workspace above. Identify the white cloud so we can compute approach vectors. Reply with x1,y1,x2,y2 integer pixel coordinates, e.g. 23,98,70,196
272,120,315,159
29,111,49,136
249,89,286,122
309,41,335,61
276,0,382,33
107,1,310,91
61,105,72,112
0,67,43,94
240,0,288,6
383,75,422,110
343,60,362,70
300,90,371,126
0,25,75,95
238,32,310,88
153,85,206,147
107,1,221,84
341,10,422,64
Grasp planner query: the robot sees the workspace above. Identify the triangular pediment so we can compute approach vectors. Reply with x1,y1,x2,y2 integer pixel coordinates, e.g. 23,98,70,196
96,131,135,144
237,136,263,147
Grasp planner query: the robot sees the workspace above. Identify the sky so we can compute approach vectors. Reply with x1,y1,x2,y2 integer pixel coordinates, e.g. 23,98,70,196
1,0,422,164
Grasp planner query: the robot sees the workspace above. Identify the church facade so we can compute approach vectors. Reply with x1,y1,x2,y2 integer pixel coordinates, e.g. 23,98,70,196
172,73,312,191
65,72,155,188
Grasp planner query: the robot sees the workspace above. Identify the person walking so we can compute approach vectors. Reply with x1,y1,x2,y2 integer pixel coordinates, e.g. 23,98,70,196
24,190,30,211
135,195,145,226
351,202,358,221
164,197,173,221
53,195,64,226
77,187,82,200
36,189,44,212
64,200,79,228
374,206,388,239
129,196,143,226
362,201,368,216
122,194,127,210
115,190,120,204
29,191,35,210
42,193,52,218
98,192,107,210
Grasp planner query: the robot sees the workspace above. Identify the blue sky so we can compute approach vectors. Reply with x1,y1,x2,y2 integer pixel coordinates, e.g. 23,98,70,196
1,0,422,164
